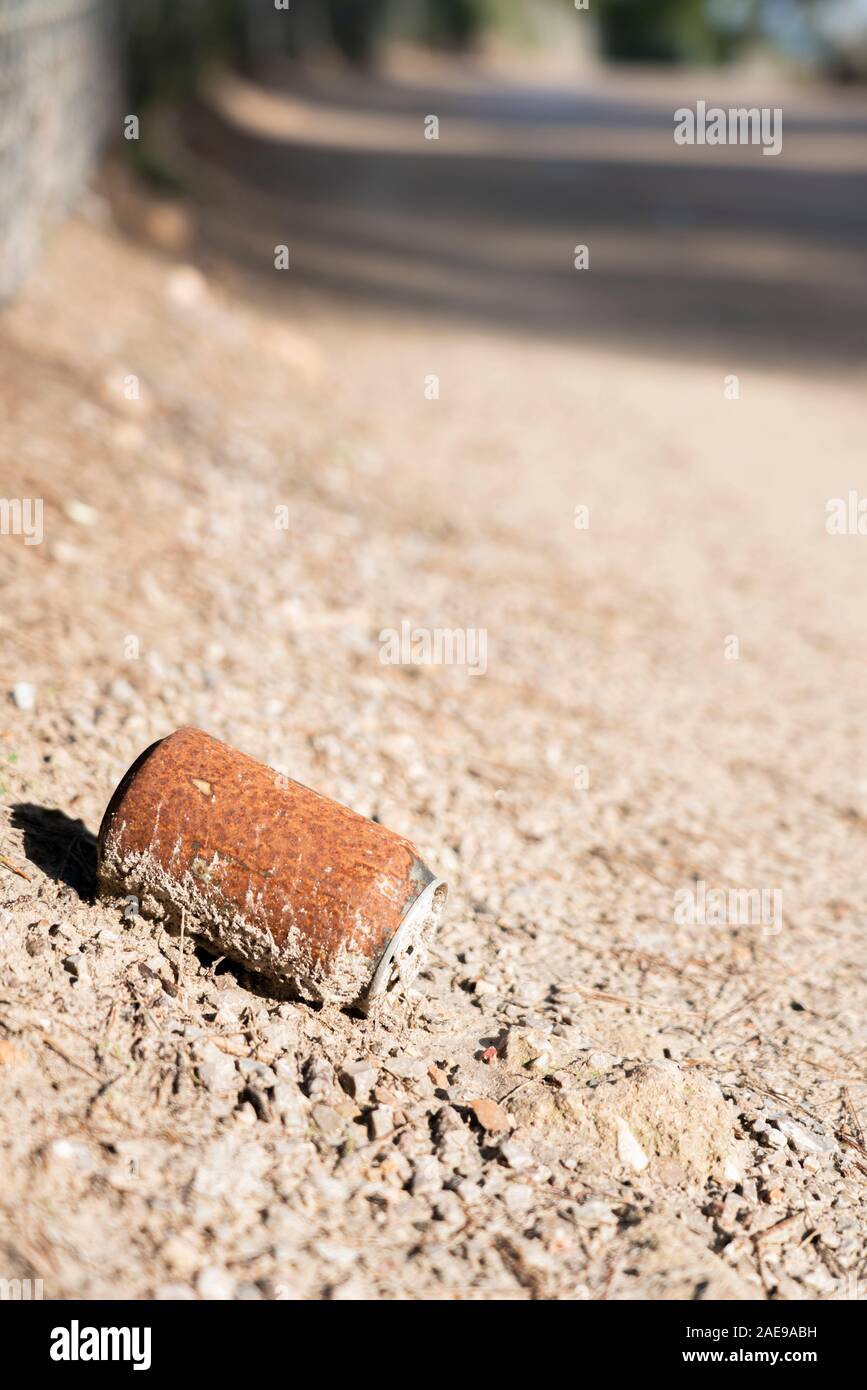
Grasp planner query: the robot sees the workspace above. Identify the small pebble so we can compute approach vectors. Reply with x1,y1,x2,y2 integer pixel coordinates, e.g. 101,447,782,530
64,499,99,527
311,1103,344,1144
161,1235,200,1279
62,953,89,983
108,676,136,705
616,1117,649,1172
470,1097,510,1133
11,682,36,711
499,1139,533,1171
411,1155,443,1197
502,1183,535,1215
772,1116,837,1157
196,1048,238,1094
367,1105,393,1140
340,1059,378,1103
760,1127,787,1149
166,265,209,309
237,1058,277,1088
271,1081,308,1134
196,1266,236,1301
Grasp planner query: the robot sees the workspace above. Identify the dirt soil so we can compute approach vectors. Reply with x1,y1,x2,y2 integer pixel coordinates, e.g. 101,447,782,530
1,68,866,1300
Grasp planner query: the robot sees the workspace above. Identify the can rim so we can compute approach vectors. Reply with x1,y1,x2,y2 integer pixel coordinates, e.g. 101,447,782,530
366,876,448,1002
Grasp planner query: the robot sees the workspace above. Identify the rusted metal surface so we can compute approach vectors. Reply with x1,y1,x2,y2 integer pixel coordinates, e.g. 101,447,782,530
97,727,447,1007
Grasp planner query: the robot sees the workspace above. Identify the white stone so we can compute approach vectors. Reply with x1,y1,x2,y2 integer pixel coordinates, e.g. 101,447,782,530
616,1116,650,1172
340,1059,378,1103
64,499,99,526
11,682,36,711
773,1116,837,1157
499,1139,533,1171
196,1047,238,1094
196,1266,236,1300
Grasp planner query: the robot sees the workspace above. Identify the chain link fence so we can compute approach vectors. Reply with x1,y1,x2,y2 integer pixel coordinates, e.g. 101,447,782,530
0,0,120,301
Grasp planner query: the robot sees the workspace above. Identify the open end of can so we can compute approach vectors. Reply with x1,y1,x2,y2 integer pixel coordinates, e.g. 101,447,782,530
365,878,448,1007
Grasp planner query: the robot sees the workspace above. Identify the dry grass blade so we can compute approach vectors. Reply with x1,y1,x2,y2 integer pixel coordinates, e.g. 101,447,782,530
564,983,705,1017
842,1087,865,1148
0,855,31,881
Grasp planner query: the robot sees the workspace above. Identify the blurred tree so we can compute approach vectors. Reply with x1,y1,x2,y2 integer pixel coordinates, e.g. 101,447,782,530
327,0,389,63
127,0,248,101
595,0,757,64
123,0,867,92
426,0,488,47
423,0,529,49
126,0,531,97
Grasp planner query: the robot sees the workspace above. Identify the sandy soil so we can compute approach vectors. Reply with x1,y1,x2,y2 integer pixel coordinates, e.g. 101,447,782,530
0,64,866,1300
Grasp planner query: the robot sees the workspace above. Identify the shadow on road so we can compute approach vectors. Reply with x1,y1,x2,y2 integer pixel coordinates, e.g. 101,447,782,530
163,66,867,367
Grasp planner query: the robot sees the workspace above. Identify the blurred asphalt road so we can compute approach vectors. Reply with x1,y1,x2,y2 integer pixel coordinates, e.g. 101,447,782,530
168,57,867,367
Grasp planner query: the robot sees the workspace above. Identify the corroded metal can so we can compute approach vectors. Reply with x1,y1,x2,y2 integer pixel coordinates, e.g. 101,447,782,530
97,727,447,1008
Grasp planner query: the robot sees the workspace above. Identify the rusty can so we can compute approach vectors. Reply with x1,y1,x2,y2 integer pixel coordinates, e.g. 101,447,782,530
97,727,447,1008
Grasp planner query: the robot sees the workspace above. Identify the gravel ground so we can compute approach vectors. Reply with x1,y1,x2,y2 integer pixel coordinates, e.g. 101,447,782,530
1,99,866,1298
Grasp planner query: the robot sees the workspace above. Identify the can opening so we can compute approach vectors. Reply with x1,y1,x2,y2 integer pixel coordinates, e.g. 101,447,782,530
365,878,448,1006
